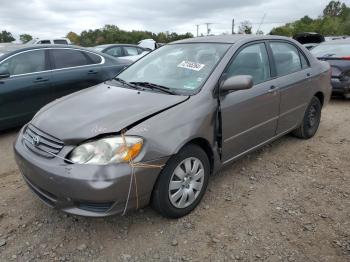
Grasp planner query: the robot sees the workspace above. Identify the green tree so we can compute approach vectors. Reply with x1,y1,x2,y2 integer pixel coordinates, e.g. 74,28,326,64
19,34,33,43
0,30,15,43
76,24,193,47
238,21,253,34
66,31,80,45
323,1,345,17
270,1,350,36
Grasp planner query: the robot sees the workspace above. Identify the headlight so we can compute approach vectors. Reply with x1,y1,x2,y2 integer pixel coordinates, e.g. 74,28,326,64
69,136,143,165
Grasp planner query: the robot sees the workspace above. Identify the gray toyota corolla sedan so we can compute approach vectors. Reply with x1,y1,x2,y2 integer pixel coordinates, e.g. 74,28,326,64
14,35,331,218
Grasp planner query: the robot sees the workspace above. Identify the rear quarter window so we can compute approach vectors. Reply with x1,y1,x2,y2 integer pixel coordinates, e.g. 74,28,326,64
85,52,102,64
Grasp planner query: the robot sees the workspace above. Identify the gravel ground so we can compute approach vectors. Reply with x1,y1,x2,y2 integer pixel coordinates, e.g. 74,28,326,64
0,99,349,262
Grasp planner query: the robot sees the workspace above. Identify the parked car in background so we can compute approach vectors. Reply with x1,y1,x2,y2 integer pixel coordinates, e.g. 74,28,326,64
0,45,131,130
91,44,149,61
14,35,331,218
26,38,71,45
138,39,164,50
293,32,325,50
311,39,350,99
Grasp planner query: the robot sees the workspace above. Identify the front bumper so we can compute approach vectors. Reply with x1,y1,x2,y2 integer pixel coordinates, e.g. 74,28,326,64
14,127,168,217
331,78,350,95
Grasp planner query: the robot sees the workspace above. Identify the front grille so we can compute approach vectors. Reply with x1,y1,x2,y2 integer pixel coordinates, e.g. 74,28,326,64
23,124,64,158
76,202,114,213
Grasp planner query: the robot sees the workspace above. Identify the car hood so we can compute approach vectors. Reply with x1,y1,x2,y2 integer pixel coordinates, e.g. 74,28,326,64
31,82,189,144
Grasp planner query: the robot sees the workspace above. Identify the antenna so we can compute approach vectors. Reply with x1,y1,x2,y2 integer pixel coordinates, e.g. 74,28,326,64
256,14,266,34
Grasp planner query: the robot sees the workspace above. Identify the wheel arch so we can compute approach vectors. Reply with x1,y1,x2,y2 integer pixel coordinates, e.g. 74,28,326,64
179,137,215,175
314,91,325,106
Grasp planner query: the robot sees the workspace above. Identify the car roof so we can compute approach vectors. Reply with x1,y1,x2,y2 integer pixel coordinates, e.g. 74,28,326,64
94,44,141,48
171,34,292,44
0,44,97,58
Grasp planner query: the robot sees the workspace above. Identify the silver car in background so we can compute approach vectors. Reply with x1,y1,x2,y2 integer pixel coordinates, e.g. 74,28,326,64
14,35,331,218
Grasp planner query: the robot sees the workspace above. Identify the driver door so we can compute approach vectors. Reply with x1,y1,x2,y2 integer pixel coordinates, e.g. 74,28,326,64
220,42,280,163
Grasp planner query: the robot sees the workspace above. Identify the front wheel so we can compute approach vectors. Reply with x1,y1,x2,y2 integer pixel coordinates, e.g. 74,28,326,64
292,96,322,139
152,144,210,218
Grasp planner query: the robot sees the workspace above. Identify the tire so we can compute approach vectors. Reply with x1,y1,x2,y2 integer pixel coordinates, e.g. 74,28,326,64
292,96,322,139
344,93,350,99
152,144,210,218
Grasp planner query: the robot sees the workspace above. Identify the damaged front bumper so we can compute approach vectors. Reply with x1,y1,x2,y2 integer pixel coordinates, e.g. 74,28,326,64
14,127,168,217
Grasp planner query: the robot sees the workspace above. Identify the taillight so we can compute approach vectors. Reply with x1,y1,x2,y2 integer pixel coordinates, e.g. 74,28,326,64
341,56,350,60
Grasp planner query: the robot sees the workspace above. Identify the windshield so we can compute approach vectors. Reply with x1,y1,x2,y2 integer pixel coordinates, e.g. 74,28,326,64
311,42,350,58
116,43,230,94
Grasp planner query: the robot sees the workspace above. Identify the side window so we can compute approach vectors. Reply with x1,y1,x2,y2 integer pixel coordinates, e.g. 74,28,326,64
0,50,46,75
226,43,270,85
85,52,102,64
105,47,123,57
53,40,68,45
300,51,309,69
51,49,91,69
39,40,51,44
270,42,302,76
124,47,139,56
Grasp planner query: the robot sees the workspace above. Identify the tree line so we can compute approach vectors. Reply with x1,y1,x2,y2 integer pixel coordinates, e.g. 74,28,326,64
269,1,350,36
66,25,193,46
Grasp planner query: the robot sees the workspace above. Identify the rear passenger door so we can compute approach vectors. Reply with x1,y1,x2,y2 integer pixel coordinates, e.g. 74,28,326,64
220,42,280,162
268,41,312,134
49,48,104,98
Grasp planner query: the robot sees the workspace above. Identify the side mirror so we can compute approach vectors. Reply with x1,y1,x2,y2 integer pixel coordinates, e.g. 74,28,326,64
220,75,253,93
0,68,10,79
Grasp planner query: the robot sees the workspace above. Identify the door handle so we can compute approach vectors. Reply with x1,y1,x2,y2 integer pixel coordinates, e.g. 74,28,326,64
306,72,312,77
268,85,277,93
88,70,98,75
33,77,49,83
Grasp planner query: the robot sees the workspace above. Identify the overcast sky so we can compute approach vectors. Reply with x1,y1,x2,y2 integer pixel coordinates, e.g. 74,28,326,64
1,0,348,40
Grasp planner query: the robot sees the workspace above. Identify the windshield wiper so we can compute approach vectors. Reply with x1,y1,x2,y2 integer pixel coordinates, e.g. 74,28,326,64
114,77,142,90
129,81,177,95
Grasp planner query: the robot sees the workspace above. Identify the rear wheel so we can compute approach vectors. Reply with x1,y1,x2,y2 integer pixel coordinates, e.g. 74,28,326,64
152,144,210,218
344,93,350,99
293,96,322,139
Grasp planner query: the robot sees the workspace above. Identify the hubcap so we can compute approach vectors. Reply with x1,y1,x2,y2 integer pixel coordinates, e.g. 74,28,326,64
168,157,204,209
307,104,318,128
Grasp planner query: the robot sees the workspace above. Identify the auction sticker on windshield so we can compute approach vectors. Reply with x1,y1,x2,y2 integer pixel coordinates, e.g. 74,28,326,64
177,61,205,71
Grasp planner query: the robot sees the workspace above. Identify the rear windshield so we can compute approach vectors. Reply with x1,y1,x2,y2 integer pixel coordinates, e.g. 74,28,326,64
311,42,350,58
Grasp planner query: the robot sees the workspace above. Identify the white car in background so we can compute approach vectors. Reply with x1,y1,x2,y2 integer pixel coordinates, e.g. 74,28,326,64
91,44,149,62
26,38,71,45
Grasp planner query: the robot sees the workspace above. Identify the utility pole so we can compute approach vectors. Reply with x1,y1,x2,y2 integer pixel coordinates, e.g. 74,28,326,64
232,18,235,34
196,24,200,37
204,23,213,36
